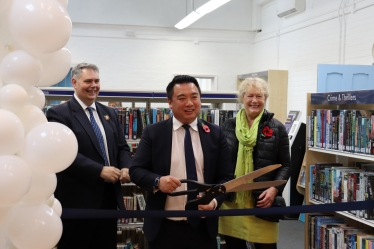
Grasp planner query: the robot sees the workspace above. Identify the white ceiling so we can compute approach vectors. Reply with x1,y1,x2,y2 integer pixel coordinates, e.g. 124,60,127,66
67,0,253,31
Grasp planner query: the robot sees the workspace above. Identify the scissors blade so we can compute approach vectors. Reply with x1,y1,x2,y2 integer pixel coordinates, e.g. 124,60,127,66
227,180,287,192
223,164,281,192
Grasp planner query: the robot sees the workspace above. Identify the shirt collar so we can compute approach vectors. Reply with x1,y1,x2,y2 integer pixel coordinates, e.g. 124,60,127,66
74,94,97,111
172,116,198,132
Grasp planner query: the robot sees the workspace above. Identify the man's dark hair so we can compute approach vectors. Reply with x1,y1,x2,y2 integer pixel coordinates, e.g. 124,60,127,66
166,75,201,100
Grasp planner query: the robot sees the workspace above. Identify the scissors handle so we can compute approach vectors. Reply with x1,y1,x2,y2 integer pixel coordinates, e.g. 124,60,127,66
185,184,226,209
168,179,214,196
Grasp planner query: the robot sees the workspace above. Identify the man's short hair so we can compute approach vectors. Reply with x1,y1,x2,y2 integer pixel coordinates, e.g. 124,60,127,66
71,63,99,80
166,75,201,100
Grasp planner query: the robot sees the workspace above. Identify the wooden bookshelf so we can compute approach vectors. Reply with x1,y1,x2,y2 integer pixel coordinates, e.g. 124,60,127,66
303,90,374,248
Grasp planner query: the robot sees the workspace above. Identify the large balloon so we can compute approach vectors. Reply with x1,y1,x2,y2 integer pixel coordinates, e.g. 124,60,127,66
0,206,13,226
20,122,78,173
17,105,48,134
0,78,3,89
0,0,11,12
25,87,46,110
0,109,24,155
0,155,32,207
0,84,28,113
7,204,62,249
7,0,72,54
21,170,56,205
0,50,42,88
51,198,62,217
37,47,71,87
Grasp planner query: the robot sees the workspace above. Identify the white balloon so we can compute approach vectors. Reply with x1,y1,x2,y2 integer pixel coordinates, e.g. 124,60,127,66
7,204,62,249
0,42,8,62
0,206,13,226
0,0,11,12
21,122,78,173
16,105,47,134
0,78,3,89
44,194,55,207
0,109,24,155
21,170,56,205
0,50,42,88
7,0,72,54
57,0,68,10
37,47,71,87
0,84,28,113
0,155,32,207
25,87,46,109
51,198,62,217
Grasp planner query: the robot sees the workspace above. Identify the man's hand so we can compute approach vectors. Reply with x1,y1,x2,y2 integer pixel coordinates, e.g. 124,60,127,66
198,199,216,218
120,168,131,184
158,175,181,193
100,166,121,183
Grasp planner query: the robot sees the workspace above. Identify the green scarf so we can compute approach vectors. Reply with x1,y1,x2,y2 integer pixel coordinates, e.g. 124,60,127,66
234,108,264,205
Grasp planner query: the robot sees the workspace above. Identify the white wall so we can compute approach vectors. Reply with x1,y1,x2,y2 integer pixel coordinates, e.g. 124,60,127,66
253,0,374,122
68,23,254,92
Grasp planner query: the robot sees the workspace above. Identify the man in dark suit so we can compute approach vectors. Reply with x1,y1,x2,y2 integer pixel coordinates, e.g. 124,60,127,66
129,75,233,249
46,63,132,249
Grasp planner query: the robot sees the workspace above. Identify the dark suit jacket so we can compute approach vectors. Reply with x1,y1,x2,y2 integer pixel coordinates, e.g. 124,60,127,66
129,118,233,242
46,97,132,210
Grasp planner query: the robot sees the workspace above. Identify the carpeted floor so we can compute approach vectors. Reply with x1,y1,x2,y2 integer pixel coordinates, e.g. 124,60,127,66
278,219,305,249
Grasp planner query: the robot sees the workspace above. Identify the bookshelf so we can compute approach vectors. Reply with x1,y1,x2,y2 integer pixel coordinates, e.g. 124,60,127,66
40,87,239,106
303,90,374,248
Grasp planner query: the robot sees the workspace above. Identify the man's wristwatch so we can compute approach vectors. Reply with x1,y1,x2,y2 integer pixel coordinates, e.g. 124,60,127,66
153,176,161,189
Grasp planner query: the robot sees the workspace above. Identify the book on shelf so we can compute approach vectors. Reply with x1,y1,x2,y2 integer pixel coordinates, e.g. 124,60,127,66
314,216,345,249
298,167,306,186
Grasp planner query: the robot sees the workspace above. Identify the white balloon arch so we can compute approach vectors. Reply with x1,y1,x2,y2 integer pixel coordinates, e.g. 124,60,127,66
0,0,76,248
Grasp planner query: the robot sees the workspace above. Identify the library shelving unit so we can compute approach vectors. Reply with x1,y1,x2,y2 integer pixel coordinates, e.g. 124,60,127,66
40,87,239,107
302,90,374,248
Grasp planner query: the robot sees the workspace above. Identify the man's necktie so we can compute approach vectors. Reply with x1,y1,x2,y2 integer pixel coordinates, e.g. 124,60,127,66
87,107,109,166
182,124,200,226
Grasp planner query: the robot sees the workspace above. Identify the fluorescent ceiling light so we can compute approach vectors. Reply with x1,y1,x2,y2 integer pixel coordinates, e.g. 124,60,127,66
175,11,202,30
196,0,231,15
175,0,231,29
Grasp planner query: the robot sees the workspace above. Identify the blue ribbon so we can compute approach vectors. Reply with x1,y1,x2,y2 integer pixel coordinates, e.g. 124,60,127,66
61,200,374,219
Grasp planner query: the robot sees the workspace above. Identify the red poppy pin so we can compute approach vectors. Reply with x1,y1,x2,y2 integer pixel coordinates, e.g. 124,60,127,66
261,126,273,138
201,122,210,133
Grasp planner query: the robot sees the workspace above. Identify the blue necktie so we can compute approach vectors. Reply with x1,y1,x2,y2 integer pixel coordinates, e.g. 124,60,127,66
182,124,200,226
87,107,109,166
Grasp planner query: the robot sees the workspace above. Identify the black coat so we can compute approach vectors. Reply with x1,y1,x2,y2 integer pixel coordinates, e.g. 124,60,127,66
222,109,292,196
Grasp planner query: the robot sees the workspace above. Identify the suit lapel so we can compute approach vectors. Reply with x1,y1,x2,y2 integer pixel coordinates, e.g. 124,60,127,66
70,98,104,159
197,119,210,178
164,119,173,174
96,104,113,162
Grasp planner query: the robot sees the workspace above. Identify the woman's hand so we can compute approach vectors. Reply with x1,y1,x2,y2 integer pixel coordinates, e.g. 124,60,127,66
255,187,278,208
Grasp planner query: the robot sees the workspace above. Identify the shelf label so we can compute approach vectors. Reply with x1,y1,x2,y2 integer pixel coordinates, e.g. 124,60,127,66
311,90,374,104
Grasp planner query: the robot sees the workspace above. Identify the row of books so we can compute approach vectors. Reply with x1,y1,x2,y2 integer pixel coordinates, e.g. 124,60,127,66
307,109,374,154
308,214,374,249
116,107,239,141
119,185,147,225
117,227,148,249
310,162,374,219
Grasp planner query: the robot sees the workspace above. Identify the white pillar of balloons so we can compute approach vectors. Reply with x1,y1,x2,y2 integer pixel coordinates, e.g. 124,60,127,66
0,0,77,248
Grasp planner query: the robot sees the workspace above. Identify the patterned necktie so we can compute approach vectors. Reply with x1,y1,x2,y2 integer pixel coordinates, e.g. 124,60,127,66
182,124,200,226
87,107,109,166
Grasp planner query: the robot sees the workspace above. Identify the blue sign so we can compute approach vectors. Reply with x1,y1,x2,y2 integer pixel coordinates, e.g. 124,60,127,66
311,90,374,105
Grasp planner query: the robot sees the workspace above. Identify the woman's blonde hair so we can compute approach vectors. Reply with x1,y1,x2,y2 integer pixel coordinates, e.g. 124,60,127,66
237,77,269,103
